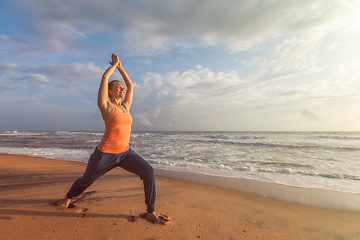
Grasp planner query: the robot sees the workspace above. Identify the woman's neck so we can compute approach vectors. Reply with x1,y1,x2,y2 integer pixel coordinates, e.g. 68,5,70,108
111,99,122,106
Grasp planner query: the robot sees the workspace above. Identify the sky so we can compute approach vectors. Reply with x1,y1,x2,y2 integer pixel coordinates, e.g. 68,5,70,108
1,0,360,132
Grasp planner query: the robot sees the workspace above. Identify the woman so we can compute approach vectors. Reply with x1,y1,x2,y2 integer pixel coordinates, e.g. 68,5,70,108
63,53,162,224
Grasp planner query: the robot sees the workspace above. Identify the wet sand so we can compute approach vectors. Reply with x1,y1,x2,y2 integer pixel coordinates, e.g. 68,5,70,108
1,154,360,239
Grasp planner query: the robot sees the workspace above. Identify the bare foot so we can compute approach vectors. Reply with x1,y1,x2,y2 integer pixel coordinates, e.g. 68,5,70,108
63,197,72,208
146,212,162,224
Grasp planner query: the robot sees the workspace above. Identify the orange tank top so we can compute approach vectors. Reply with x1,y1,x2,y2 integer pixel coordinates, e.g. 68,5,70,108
97,104,132,154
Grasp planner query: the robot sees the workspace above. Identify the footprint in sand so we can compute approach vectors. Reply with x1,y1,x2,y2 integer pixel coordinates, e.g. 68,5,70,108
76,208,88,218
127,215,136,222
50,200,88,218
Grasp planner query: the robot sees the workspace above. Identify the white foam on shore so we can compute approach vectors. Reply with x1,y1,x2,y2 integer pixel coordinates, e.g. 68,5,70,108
149,162,360,195
0,147,91,163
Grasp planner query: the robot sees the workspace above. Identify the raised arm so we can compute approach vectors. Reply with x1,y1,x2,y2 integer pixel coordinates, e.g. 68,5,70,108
117,62,133,110
97,53,120,118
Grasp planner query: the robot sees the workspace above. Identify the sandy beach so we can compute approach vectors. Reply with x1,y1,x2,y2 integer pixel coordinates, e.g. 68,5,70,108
1,154,360,240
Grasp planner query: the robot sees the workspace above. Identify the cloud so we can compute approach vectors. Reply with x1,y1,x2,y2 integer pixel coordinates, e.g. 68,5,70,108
33,62,104,93
12,0,113,52
2,62,103,92
12,0,349,54
251,34,324,84
0,86,15,94
34,62,103,82
28,74,50,83
135,59,152,65
134,114,154,126
0,63,17,76
142,65,244,100
28,74,50,89
12,73,50,89
302,110,321,121
129,58,360,129
0,35,10,40
119,0,346,53
131,65,247,128
3,0,360,131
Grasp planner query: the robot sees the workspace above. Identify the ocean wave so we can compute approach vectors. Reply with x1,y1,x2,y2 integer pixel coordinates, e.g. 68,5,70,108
55,131,102,136
258,161,314,169
149,158,360,182
205,134,265,140
0,131,46,136
258,168,360,181
319,135,360,140
131,133,159,138
0,147,91,162
186,138,360,151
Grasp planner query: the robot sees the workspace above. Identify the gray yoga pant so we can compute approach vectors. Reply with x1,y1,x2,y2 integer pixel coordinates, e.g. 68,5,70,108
66,147,156,213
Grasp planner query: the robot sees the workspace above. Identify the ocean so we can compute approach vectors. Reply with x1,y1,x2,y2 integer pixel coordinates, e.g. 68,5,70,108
1,131,359,196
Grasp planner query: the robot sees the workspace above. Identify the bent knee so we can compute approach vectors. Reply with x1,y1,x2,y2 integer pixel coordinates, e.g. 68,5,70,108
146,164,154,175
142,164,154,178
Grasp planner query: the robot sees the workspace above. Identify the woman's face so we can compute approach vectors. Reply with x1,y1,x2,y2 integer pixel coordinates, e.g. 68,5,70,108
109,82,125,99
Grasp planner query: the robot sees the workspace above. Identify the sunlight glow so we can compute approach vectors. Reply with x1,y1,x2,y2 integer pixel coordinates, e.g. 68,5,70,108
336,0,360,40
